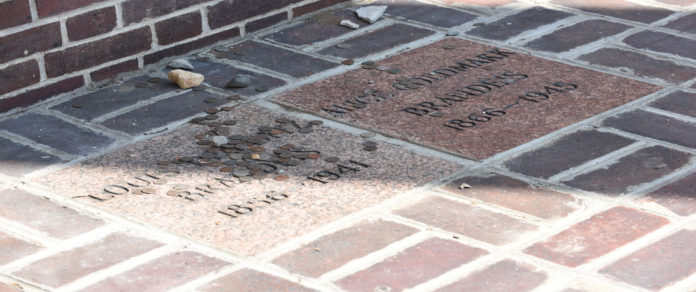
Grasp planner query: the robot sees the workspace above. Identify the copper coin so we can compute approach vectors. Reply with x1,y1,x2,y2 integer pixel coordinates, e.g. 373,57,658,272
208,121,222,127
227,95,242,100
277,157,290,163
275,118,291,123
362,60,375,65
387,68,401,74
221,106,235,111
275,174,290,181
178,156,194,162
324,156,339,163
341,59,355,65
205,108,219,114
363,146,378,151
195,133,208,139
209,162,224,167
309,120,323,126
141,188,157,194
363,141,377,147
223,120,237,125
269,129,283,135
307,153,320,159
205,114,219,120
220,166,234,172
443,45,456,50
197,140,212,145
362,64,377,70
280,143,295,150
190,117,205,123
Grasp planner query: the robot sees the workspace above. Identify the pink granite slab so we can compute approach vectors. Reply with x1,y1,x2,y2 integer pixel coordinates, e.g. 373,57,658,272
34,105,459,255
273,38,661,160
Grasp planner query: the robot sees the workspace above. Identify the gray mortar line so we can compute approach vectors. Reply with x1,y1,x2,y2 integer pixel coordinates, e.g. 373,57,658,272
251,37,348,64
0,216,57,247
89,90,184,123
0,274,46,292
42,109,132,141
642,107,696,124
546,142,648,183
0,130,77,161
596,127,696,156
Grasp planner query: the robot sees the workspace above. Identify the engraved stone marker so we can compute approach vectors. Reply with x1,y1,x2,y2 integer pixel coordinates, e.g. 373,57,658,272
35,105,459,255
273,38,661,159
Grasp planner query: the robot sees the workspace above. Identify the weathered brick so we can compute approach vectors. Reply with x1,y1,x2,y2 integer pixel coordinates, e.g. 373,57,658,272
552,0,674,23
0,137,63,176
155,12,202,45
121,0,206,25
0,188,102,238
66,6,117,41
13,233,162,287
52,75,177,121
0,60,41,95
336,238,487,291
396,196,537,245
435,260,547,292
600,229,696,290
504,130,635,179
161,58,285,96
317,23,435,59
444,174,581,219
0,231,41,265
0,282,22,292
525,20,630,53
293,0,345,17
45,27,151,77
0,113,115,155
381,0,478,28
246,12,286,33
0,0,31,30
0,76,84,114
578,48,696,84
144,27,240,65
90,59,139,82
624,31,696,61
207,0,301,29
663,13,696,34
639,172,696,216
200,269,316,291
564,145,691,195
466,7,572,41
79,251,230,292
265,9,373,46
655,0,695,5
650,91,696,118
35,0,104,17
216,40,338,78
100,90,227,135
524,207,669,267
273,220,417,277
440,0,516,6
604,110,696,149
0,23,61,63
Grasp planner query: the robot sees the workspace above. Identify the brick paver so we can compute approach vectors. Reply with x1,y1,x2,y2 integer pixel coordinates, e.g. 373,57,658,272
600,229,696,290
435,259,547,292
524,207,669,267
336,237,487,291
273,220,418,277
2,0,696,290
13,233,162,287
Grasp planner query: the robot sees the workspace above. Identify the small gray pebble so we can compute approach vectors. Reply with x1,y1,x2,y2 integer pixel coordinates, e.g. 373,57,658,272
446,30,459,36
167,59,194,70
227,75,252,88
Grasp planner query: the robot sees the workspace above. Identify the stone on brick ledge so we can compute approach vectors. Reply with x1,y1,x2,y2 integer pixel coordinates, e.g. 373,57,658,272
168,69,204,89
168,59,194,70
356,6,387,24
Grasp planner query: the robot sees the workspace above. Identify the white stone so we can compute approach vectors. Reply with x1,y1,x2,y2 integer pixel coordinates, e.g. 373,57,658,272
212,136,228,146
340,19,360,29
355,6,387,24
168,69,204,89
167,59,194,70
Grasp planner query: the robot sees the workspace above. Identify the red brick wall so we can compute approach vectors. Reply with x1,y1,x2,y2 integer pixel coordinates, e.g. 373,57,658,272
0,0,346,113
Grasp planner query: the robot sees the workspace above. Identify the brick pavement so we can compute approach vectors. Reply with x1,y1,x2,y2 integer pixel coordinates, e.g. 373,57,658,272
1,0,696,291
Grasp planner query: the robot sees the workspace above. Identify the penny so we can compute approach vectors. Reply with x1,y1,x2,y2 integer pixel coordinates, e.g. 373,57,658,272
194,133,207,140
406,83,419,89
278,152,292,158
377,65,390,71
205,114,219,120
387,68,401,74
238,176,253,182
132,189,144,195
189,117,205,123
362,60,375,65
208,121,222,127
220,166,234,172
222,120,237,125
325,156,339,163
363,141,377,147
209,162,224,167
221,106,235,111
258,126,273,132
275,174,290,181
309,120,323,126
362,64,377,70
307,153,320,159
341,59,355,65
277,157,290,163
443,45,456,50
178,156,194,162
227,95,242,101
204,97,222,103
280,143,295,150
363,145,378,151
430,111,445,117
205,108,219,114
269,129,283,135
288,159,300,166
233,169,250,177
197,140,212,145
360,132,376,138
142,188,157,194
275,118,291,123
293,153,309,159
72,103,83,108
